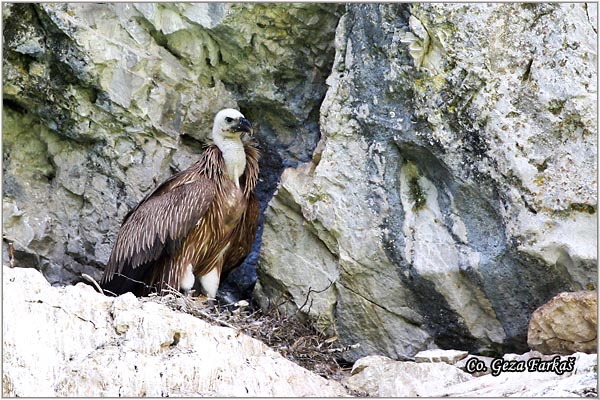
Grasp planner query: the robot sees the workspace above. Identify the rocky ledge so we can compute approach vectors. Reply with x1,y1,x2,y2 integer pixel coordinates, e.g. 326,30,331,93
3,266,597,397
2,266,348,397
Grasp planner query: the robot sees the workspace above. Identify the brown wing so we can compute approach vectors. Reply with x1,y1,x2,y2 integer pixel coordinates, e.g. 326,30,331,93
101,174,216,295
222,192,260,277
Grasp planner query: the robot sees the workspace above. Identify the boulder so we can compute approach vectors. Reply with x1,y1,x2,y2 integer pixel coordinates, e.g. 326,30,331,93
528,291,598,354
256,3,597,361
2,266,348,397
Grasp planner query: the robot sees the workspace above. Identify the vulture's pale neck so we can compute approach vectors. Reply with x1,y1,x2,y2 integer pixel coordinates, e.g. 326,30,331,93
213,133,247,188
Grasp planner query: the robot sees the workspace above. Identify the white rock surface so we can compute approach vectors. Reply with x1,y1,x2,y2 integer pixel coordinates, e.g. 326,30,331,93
345,352,598,397
431,352,598,397
343,355,473,397
414,349,468,364
2,267,348,397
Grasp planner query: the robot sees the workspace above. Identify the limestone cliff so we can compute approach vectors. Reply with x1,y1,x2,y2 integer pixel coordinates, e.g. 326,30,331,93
3,3,597,363
255,3,597,360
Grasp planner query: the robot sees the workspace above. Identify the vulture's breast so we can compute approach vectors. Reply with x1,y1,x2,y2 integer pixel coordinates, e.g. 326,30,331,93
218,179,247,230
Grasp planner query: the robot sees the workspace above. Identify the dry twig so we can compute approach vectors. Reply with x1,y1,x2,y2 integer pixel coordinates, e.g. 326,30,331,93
81,273,104,295
8,242,15,268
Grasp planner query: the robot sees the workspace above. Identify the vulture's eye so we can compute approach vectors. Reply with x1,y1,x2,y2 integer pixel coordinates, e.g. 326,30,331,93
225,117,233,123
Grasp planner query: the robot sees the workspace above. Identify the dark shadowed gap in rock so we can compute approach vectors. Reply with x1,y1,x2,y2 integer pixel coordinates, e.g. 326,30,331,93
2,242,41,271
407,278,483,352
2,99,28,115
219,104,319,301
219,14,341,301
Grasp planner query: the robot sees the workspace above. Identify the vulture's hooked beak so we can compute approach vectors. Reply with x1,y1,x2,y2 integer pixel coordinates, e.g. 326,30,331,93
234,117,253,135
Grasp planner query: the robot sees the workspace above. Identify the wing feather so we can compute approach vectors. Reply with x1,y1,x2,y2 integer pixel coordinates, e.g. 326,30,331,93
101,175,216,286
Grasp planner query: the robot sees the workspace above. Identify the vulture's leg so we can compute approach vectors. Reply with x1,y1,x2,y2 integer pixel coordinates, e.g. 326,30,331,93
180,264,195,296
200,268,221,300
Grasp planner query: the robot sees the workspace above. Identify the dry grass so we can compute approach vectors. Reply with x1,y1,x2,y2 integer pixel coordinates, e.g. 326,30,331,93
142,289,355,382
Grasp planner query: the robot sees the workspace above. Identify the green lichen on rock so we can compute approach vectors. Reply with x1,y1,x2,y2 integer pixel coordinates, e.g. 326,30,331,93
408,176,426,211
568,203,596,215
547,99,566,116
3,107,55,187
402,162,427,211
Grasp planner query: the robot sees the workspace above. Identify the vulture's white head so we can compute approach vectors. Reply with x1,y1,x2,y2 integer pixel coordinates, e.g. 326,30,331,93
211,108,253,141
210,108,253,186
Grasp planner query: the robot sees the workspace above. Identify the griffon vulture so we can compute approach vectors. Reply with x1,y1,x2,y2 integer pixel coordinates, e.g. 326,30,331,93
100,109,259,299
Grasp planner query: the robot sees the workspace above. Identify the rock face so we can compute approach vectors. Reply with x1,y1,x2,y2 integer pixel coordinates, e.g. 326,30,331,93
528,291,598,355
2,3,341,296
256,3,597,361
345,352,598,397
2,266,349,397
3,2,597,366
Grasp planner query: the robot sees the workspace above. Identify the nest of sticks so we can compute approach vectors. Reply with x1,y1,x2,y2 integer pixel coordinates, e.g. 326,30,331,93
81,272,358,382
141,289,356,382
